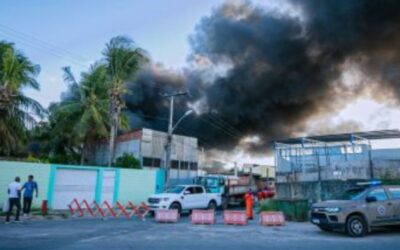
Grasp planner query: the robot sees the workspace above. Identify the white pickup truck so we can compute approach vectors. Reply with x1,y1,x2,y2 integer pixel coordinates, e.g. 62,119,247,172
147,185,222,213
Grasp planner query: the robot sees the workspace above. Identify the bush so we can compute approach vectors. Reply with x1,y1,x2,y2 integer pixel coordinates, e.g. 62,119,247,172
115,153,141,169
26,154,49,163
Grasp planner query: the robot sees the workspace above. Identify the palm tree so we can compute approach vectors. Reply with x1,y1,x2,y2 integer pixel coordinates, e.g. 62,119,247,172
103,36,147,166
51,64,110,164
0,41,45,155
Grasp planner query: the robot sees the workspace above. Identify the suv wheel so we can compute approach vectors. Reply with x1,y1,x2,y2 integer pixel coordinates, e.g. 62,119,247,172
346,215,367,237
169,202,181,214
208,201,217,210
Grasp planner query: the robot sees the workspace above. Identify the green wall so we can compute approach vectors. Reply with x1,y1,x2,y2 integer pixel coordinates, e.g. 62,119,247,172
118,168,157,205
0,161,51,209
0,161,163,210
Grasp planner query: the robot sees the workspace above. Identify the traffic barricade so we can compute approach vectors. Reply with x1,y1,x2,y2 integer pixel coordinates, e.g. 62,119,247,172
191,209,215,225
80,199,95,217
67,198,84,217
259,211,285,226
115,201,131,219
155,209,180,223
101,201,117,218
223,210,248,225
91,200,106,218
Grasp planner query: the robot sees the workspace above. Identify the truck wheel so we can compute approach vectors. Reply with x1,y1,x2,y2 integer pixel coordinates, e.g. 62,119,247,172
208,201,217,210
346,215,367,237
169,202,181,214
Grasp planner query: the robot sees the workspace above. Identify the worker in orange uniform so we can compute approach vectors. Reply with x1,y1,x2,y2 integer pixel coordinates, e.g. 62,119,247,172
244,189,254,220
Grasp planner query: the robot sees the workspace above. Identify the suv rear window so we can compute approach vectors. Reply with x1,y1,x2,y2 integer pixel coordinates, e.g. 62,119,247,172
388,187,400,199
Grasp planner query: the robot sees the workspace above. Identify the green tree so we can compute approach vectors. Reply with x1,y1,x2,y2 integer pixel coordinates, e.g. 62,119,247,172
115,153,141,169
0,41,45,155
103,36,147,166
51,64,110,164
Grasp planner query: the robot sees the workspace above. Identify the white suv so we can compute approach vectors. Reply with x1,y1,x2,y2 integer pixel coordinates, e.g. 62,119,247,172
147,185,222,213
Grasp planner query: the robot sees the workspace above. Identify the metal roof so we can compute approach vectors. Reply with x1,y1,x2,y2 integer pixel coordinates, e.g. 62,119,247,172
273,129,400,144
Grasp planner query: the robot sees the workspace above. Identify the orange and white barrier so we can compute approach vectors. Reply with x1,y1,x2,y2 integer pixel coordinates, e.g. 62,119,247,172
223,210,248,225
259,211,285,226
191,209,215,225
155,209,180,223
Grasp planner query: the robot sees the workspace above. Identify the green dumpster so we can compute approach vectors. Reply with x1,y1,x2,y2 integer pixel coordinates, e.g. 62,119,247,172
275,198,309,222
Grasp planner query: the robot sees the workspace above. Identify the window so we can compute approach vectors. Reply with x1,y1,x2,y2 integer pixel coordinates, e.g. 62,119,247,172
190,162,198,171
142,157,153,167
195,187,204,194
185,187,195,194
142,157,161,168
388,188,400,199
181,161,189,170
171,160,179,169
368,188,388,201
169,186,185,194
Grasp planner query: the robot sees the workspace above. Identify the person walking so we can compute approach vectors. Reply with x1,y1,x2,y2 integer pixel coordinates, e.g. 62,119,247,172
5,177,22,224
21,175,38,217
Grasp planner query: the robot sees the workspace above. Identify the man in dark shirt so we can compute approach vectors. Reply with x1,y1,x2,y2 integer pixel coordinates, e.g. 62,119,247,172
21,175,38,217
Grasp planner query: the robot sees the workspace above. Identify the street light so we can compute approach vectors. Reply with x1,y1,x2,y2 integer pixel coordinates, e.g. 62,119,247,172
173,110,193,132
164,104,194,191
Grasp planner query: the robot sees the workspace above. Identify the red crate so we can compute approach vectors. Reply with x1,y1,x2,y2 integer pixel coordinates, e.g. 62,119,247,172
155,209,180,223
191,210,215,225
259,211,285,226
223,210,248,225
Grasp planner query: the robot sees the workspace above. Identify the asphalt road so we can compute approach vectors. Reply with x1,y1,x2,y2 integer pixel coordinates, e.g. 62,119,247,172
0,215,399,250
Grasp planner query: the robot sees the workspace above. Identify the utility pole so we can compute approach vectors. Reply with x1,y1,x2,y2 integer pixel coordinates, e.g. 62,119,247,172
162,91,188,191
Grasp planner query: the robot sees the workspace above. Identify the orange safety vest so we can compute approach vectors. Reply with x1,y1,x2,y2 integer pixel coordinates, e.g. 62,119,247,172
244,193,253,219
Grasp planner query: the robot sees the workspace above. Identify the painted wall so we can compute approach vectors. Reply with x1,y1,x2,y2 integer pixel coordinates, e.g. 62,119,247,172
0,161,165,210
0,161,50,209
117,168,157,204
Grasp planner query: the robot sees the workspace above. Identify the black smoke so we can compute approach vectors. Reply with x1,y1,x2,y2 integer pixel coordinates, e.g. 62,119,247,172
124,0,400,153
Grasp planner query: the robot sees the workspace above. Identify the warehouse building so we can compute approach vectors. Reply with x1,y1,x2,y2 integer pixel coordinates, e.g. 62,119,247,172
92,128,199,183
273,130,400,201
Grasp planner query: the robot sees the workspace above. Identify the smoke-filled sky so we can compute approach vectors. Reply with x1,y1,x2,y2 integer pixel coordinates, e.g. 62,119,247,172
2,0,400,164
127,0,400,155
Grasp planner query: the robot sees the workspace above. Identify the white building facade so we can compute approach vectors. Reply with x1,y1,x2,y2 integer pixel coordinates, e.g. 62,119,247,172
92,128,199,182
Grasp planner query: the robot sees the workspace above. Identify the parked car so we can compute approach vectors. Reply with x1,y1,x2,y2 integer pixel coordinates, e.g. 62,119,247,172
147,185,222,213
310,183,400,237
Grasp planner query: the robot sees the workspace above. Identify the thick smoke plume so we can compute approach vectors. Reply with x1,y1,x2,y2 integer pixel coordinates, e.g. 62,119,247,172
125,0,400,153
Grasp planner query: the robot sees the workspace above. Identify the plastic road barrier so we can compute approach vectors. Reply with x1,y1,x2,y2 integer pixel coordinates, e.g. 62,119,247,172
223,210,248,225
155,209,180,223
191,209,215,225
259,211,285,226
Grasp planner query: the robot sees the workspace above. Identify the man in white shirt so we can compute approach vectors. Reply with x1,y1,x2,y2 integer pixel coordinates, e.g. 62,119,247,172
6,177,22,223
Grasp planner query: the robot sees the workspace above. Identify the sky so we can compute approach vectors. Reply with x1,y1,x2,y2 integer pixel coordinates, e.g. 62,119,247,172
1,0,399,166
0,0,226,106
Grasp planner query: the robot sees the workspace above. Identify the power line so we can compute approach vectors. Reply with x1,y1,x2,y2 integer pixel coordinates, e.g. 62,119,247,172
209,113,241,134
207,113,241,137
0,27,87,68
199,116,241,140
0,23,89,62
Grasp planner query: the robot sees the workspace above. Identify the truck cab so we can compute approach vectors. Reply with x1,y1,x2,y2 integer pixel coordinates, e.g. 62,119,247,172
147,185,222,214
